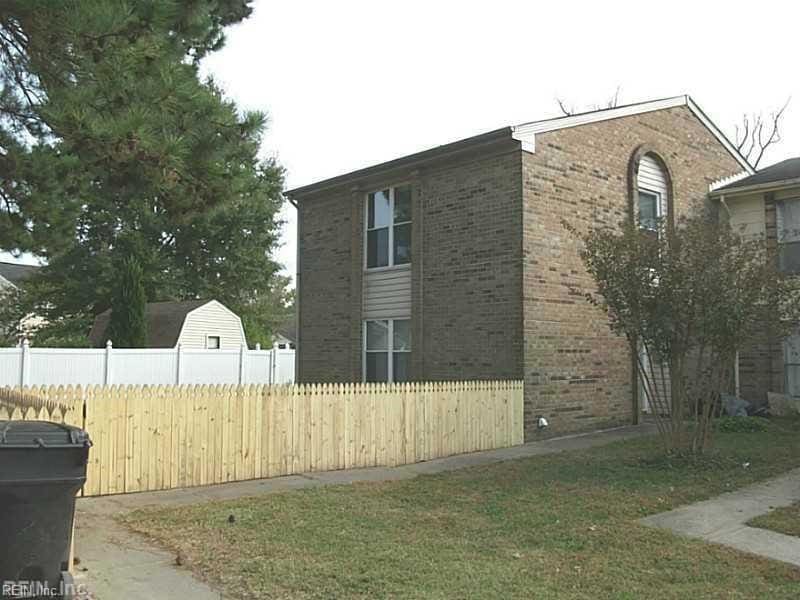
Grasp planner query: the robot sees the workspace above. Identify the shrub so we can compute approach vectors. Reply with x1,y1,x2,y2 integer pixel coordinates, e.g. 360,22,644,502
716,416,770,433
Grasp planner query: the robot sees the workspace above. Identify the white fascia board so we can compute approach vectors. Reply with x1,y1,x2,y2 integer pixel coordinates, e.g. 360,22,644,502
709,176,800,198
510,129,535,153
510,95,754,175
513,96,687,137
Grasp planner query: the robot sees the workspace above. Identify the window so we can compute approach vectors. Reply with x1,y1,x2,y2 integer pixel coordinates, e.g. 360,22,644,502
363,318,411,382
637,189,661,232
777,199,800,274
206,335,220,349
366,185,412,269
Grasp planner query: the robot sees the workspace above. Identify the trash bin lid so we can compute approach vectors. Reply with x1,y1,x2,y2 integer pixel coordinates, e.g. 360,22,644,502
0,420,91,448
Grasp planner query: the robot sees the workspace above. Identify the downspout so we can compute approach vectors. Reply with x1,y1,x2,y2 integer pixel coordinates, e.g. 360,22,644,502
287,193,300,382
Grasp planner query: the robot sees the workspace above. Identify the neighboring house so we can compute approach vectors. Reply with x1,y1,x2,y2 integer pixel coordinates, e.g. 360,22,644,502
0,261,44,340
273,317,297,349
287,95,751,439
711,158,800,403
89,299,247,349
0,261,38,291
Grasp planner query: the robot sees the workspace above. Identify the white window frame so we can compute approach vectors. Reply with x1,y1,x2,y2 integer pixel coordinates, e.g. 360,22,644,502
637,187,662,232
206,335,221,349
362,318,411,382
364,185,412,271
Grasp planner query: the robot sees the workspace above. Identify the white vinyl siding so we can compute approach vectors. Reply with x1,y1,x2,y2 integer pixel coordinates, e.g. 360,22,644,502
363,266,412,319
177,301,247,349
637,154,668,221
636,154,670,412
725,193,766,240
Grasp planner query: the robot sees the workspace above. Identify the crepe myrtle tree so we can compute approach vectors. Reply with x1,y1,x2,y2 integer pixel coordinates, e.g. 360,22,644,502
566,214,800,454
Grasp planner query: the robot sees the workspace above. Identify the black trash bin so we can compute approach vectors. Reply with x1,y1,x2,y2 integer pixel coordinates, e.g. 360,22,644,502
0,420,91,600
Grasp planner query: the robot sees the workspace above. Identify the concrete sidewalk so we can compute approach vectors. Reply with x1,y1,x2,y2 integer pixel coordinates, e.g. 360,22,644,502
74,423,654,599
641,467,800,568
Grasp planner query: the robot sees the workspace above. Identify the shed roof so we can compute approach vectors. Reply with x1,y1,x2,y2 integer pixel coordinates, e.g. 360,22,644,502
275,316,297,344
0,262,39,287
89,300,210,348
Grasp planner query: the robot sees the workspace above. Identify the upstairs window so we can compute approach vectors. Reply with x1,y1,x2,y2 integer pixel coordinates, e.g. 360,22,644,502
206,335,221,349
635,153,669,235
366,185,412,268
777,198,800,274
638,189,661,232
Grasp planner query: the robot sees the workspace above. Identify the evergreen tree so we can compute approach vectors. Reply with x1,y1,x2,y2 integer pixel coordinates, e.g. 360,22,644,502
107,256,147,347
0,1,290,344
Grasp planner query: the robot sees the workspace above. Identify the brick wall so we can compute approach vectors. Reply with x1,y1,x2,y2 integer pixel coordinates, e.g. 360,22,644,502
297,106,747,440
296,190,357,382
415,145,523,381
521,106,743,438
297,139,524,384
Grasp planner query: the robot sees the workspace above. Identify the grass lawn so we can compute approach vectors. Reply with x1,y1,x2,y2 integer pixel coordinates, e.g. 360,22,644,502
748,501,800,538
122,419,800,599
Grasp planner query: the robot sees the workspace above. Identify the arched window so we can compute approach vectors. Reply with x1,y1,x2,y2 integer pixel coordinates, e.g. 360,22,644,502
629,148,672,233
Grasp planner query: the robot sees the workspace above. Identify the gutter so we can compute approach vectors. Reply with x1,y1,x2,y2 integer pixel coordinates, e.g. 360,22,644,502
709,176,800,198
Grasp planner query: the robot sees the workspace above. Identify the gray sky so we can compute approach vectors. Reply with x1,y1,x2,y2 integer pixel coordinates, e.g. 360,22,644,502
5,0,799,280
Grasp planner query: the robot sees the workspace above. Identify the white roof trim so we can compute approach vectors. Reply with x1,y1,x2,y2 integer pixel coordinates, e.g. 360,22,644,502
511,95,754,174
709,176,800,198
709,171,752,193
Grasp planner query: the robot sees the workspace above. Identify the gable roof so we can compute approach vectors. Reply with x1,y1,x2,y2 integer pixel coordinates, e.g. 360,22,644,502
89,300,210,348
712,157,800,194
286,95,753,198
275,316,297,344
0,262,39,287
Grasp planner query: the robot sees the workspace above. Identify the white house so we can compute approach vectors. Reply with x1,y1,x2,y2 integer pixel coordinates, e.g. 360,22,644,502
89,299,248,349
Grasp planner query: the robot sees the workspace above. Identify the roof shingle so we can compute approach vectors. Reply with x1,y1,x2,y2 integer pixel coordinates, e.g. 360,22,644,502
88,300,210,348
717,157,800,192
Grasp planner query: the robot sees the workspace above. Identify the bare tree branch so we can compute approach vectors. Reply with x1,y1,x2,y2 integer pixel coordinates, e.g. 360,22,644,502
555,87,622,117
751,99,789,168
556,97,573,116
734,98,790,168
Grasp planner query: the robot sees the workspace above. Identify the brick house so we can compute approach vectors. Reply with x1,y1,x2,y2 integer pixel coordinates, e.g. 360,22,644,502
711,158,800,406
287,96,752,439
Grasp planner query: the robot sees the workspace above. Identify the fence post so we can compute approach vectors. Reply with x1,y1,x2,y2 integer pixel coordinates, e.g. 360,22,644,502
19,338,30,387
175,344,183,384
272,342,279,384
238,344,246,384
104,340,113,385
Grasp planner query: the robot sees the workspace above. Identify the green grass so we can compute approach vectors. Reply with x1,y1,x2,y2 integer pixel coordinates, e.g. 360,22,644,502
748,502,800,538
122,419,800,599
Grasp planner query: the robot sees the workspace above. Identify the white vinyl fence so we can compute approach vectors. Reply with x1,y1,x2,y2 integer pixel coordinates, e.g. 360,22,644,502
0,341,295,387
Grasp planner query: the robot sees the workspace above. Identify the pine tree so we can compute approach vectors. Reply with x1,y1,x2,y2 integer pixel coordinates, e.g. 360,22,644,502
0,1,290,344
107,257,147,348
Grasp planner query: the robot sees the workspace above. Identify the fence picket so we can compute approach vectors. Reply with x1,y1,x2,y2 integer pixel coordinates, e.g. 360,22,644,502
0,380,523,496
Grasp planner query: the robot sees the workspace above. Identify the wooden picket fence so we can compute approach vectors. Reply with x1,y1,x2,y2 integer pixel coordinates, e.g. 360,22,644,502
0,381,524,497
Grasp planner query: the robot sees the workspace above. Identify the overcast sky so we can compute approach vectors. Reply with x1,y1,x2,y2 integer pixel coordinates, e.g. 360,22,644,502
5,0,799,279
